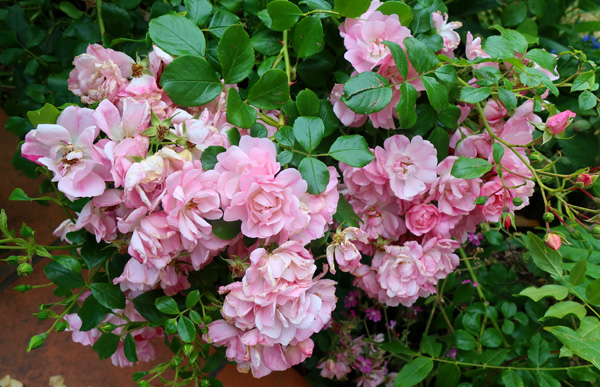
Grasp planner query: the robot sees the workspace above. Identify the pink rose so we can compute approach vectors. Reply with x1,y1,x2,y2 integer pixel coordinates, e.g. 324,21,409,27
326,227,367,274
545,233,562,250
68,44,134,104
431,12,462,52
546,110,576,135
405,203,440,236
341,146,392,206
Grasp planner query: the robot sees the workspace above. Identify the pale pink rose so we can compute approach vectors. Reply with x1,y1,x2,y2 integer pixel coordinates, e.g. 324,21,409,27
546,110,576,135
477,177,506,222
376,242,426,307
405,203,440,236
349,198,406,253
421,237,460,280
465,32,490,61
186,232,230,270
382,135,438,201
483,99,507,128
162,161,222,247
113,258,160,293
21,106,111,199
75,189,128,242
119,74,176,120
68,44,134,104
367,87,401,129
340,10,411,72
341,146,392,205
498,100,541,146
329,83,368,127
377,60,424,91
53,219,80,241
432,12,462,52
450,211,485,243
148,44,173,79
103,136,149,188
127,211,181,269
93,98,150,141
159,264,191,296
171,110,231,160
215,136,280,208
326,227,367,274
224,169,307,239
429,156,481,216
318,357,352,379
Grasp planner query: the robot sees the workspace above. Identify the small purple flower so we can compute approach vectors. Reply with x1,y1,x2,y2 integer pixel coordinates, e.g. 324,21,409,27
467,232,483,246
594,42,600,50
387,320,397,330
345,290,359,308
366,308,382,322
583,34,590,42
462,279,472,285
412,306,423,313
349,309,356,318
473,282,479,287
446,349,458,359
355,355,373,373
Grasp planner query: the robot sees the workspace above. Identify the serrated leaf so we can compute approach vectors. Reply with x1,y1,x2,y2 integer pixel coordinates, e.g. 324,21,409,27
394,357,433,387
200,146,226,170
226,88,256,129
155,296,180,315
382,40,408,80
527,232,563,277
451,156,492,179
422,76,448,112
218,24,254,84
404,37,439,73
518,284,568,302
298,157,330,194
342,72,393,114
293,16,324,58
89,283,126,310
397,82,418,128
293,116,324,153
545,325,600,370
178,315,197,343
149,14,206,57
161,56,222,107
460,86,492,104
328,135,374,167
571,258,588,286
92,333,120,360
246,69,290,110
124,334,138,363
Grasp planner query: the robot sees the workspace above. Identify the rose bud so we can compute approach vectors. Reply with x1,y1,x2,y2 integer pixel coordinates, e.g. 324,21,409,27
546,110,576,135
576,173,593,188
544,233,562,250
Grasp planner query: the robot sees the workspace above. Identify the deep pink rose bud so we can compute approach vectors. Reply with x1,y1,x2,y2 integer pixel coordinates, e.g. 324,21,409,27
546,110,576,135
576,173,593,188
544,233,562,250
503,214,512,229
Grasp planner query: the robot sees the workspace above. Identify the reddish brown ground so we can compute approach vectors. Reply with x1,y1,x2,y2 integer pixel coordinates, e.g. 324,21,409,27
0,108,309,386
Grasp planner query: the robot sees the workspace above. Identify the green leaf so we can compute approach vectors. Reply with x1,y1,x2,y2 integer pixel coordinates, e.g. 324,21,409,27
422,76,448,112
525,49,557,75
567,367,599,382
454,329,477,351
275,126,295,147
541,301,586,321
296,89,320,116
501,302,517,318
78,295,110,331
293,16,324,58
501,1,527,26
404,37,439,73
571,71,595,92
545,325,600,369
498,88,517,111
393,357,433,387
250,123,268,138
102,3,130,36
586,279,600,305
201,146,226,170
342,71,392,114
460,86,492,104
502,370,524,387
492,143,504,164
124,334,138,363
502,320,515,335
334,0,370,17
44,257,84,289
226,88,257,129
209,9,240,38
527,232,562,277
89,283,126,310
93,333,120,360
149,14,206,57
9,188,30,201
267,0,302,31
293,117,325,153
481,328,502,348
27,103,60,127
451,156,493,179
218,24,254,84
377,341,417,356
155,296,180,315
579,91,597,111
333,194,361,228
527,332,549,365
377,1,413,25
434,65,458,84
382,40,408,80
132,290,168,322
251,30,282,56
178,316,197,343
571,258,588,286
328,135,374,167
247,69,290,110
490,25,528,54
81,237,114,269
189,310,203,324
161,56,222,107
226,128,241,146
518,284,568,302
185,0,212,25
59,1,84,19
186,290,200,309
209,219,242,240
397,82,418,128
435,363,460,387
298,157,330,194
482,36,513,59
537,372,560,387
428,127,449,161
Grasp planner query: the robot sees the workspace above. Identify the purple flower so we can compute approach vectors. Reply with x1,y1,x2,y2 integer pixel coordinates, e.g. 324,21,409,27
446,349,458,359
467,232,483,246
345,290,359,308
355,356,373,373
473,282,479,287
583,34,590,42
366,308,382,322
387,320,397,330
462,279,472,285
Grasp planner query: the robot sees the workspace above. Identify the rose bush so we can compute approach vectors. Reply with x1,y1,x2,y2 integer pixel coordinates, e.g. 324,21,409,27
2,0,600,386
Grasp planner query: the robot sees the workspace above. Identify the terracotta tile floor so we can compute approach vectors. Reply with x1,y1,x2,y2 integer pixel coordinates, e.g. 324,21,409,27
0,109,308,386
